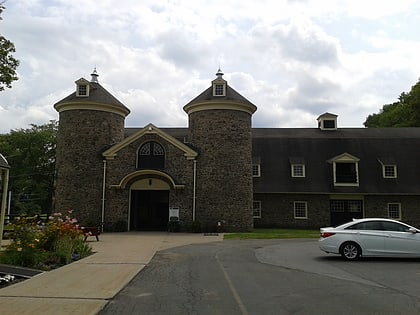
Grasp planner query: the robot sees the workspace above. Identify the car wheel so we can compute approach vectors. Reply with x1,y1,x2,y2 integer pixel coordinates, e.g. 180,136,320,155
340,242,361,260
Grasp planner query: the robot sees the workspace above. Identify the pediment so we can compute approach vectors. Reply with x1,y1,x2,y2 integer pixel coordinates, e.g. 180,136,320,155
328,152,360,163
102,123,197,160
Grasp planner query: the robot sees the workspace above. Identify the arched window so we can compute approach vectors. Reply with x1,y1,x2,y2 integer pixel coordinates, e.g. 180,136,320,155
137,141,165,169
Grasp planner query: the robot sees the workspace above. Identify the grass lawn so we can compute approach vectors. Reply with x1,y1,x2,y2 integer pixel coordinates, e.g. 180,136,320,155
224,228,320,240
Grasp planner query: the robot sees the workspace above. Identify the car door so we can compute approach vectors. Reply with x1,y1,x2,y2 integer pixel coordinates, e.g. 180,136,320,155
382,222,420,256
348,221,385,255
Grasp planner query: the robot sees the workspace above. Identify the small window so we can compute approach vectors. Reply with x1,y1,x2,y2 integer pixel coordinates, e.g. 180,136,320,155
383,165,397,178
214,84,225,96
291,164,305,177
323,120,336,129
77,84,88,96
137,141,165,169
252,164,261,177
388,203,401,220
253,201,261,218
294,201,307,219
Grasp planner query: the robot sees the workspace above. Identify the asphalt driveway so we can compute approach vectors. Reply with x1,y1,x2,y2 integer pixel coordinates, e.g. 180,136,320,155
100,239,420,315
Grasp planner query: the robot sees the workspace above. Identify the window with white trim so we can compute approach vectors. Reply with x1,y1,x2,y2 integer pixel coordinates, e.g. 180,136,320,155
383,165,397,178
388,203,401,220
253,201,261,218
252,164,261,177
291,164,305,177
77,84,88,96
214,84,225,96
329,153,360,187
294,201,307,219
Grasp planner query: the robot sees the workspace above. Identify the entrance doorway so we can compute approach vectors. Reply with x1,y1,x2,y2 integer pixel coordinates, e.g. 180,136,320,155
330,199,363,226
130,190,169,231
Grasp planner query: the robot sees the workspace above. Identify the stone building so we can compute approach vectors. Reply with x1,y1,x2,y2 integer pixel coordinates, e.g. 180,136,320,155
54,70,420,232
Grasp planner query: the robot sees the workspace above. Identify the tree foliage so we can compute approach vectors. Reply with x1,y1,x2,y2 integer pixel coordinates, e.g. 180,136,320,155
0,2,20,91
0,121,58,215
364,79,420,127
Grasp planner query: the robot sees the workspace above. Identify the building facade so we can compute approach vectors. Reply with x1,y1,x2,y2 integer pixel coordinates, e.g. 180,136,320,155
54,70,420,232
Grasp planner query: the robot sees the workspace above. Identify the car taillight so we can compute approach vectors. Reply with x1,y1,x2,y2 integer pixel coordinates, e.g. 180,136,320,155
321,232,336,238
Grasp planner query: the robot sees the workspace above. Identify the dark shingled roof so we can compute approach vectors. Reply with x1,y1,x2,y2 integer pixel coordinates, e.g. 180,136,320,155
252,128,420,195
0,153,10,169
124,124,420,195
184,85,256,108
54,82,130,114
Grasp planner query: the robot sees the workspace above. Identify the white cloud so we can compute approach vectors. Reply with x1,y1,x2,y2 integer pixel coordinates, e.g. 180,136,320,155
0,0,420,133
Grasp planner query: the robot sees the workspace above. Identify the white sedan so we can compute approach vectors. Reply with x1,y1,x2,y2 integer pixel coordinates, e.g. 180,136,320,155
319,218,420,260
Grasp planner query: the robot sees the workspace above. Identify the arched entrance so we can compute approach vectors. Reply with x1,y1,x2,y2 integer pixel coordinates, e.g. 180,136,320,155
129,178,170,231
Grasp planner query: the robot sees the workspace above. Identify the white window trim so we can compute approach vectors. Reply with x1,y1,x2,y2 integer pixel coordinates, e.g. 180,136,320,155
253,201,261,218
383,165,397,179
329,153,360,187
75,78,91,97
294,201,308,219
387,203,401,220
291,164,305,178
213,83,226,96
333,161,359,187
252,164,261,177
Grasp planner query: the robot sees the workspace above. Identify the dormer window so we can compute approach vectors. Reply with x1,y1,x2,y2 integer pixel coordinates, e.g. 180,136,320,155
75,78,90,97
317,112,338,130
329,153,359,186
289,157,305,178
78,84,87,96
378,158,397,179
212,68,227,97
214,84,225,96
322,119,336,129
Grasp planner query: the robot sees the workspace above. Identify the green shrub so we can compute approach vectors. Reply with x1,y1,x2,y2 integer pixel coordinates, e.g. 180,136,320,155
0,210,92,270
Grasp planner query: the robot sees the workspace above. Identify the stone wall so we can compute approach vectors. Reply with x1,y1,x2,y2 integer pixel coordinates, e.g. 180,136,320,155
188,109,253,232
55,109,125,225
254,193,330,229
254,193,420,229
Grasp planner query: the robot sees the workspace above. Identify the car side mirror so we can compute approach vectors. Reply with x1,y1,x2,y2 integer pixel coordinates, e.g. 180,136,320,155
408,227,417,233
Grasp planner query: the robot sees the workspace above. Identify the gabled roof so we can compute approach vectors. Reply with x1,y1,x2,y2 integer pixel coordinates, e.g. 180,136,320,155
103,123,198,160
54,81,130,117
0,153,10,169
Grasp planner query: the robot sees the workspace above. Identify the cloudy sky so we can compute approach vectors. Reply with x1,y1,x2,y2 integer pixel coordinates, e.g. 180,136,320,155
1,0,420,133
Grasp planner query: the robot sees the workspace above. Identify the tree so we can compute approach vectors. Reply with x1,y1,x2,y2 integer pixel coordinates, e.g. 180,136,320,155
0,121,58,215
364,79,420,127
0,2,19,91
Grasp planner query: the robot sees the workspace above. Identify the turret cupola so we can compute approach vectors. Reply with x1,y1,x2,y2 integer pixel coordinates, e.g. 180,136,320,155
317,112,338,130
183,69,257,115
212,68,227,97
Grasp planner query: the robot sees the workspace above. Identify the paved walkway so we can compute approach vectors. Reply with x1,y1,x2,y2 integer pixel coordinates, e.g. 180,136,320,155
0,232,223,315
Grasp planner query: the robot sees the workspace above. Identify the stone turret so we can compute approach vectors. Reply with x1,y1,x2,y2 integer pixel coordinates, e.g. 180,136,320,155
183,70,257,231
54,70,130,225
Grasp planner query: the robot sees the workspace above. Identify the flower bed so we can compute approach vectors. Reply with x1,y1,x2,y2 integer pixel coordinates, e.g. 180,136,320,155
0,211,93,270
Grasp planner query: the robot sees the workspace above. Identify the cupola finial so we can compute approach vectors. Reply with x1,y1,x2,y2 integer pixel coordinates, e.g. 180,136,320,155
216,67,224,79
90,67,99,83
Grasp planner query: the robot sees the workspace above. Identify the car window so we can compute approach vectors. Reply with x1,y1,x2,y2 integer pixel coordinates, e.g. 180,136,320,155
345,221,383,230
381,221,410,232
